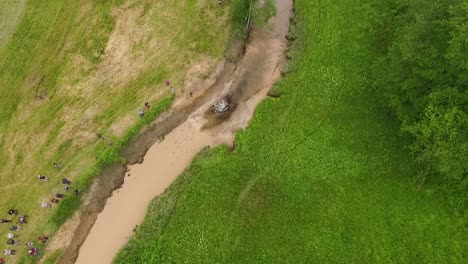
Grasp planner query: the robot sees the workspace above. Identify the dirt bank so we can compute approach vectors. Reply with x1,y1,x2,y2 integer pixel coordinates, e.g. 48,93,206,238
59,0,292,263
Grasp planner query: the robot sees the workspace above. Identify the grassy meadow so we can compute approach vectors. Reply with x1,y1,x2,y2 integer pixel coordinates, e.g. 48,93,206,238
115,0,466,263
0,0,234,262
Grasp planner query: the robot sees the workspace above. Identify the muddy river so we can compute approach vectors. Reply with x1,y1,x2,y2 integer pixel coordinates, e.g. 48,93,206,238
73,0,292,263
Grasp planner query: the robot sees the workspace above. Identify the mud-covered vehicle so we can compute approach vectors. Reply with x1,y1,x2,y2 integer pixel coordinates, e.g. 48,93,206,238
211,98,230,114
203,97,234,129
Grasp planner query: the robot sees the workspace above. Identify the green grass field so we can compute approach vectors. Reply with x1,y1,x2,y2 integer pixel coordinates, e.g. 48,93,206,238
115,0,466,263
0,0,235,262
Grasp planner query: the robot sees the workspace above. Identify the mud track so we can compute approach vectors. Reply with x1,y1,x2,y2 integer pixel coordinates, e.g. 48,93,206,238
57,51,238,264
58,0,293,263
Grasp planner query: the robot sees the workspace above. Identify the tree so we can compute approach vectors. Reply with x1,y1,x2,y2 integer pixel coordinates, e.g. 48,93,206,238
374,0,468,182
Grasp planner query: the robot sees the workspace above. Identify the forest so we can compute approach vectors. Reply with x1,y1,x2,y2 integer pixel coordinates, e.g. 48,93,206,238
373,0,467,193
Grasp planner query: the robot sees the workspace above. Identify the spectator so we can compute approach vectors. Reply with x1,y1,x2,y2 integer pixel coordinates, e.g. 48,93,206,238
28,248,38,256
3,249,15,255
38,236,48,244
62,178,71,185
7,209,17,216
7,239,19,245
40,202,51,208
38,175,48,182
18,215,27,224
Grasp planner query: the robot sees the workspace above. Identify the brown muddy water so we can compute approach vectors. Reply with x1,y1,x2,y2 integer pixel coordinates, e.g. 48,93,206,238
69,0,293,263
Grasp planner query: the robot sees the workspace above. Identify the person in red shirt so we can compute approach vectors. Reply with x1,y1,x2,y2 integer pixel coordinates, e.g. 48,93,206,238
28,248,38,256
38,235,48,243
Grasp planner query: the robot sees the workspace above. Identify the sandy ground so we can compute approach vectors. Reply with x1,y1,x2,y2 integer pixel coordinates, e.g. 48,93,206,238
70,0,293,263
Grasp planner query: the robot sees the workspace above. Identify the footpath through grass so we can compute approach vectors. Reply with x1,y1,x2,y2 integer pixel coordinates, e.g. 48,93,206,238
115,0,466,263
0,0,234,262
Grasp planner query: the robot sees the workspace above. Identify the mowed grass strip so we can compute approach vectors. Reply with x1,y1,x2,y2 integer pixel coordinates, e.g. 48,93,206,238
115,0,466,263
0,0,233,262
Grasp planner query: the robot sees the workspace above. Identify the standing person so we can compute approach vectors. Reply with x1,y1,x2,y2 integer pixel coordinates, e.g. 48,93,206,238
218,0,222,7
64,185,71,192
170,86,175,95
0,257,5,263
144,102,150,110
165,80,170,87
138,109,145,118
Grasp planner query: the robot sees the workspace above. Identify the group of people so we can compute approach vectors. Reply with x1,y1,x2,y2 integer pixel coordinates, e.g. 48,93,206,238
1,208,46,260
97,133,114,147
37,163,81,208
138,80,176,118
138,102,151,118
1,162,81,262
1,80,179,263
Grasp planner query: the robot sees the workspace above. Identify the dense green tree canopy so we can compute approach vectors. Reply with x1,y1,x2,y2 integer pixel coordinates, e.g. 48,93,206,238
374,0,467,182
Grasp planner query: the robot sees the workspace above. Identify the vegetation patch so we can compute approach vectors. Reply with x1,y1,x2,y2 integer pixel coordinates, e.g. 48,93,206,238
371,0,467,208
41,249,62,264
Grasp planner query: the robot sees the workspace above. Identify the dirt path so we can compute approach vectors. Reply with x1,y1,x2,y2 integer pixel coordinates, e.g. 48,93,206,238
70,0,292,263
